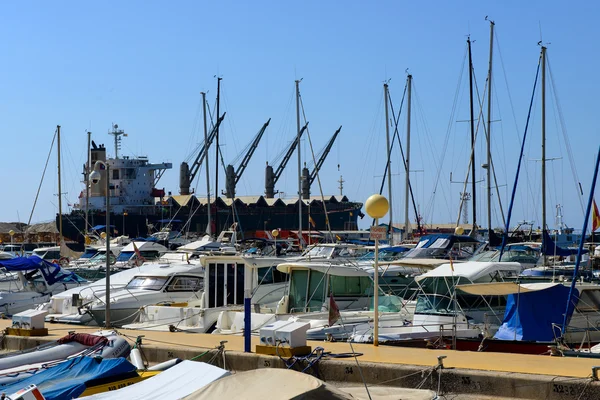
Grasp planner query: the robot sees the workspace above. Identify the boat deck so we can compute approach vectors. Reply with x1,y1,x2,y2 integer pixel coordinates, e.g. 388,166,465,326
1,320,597,379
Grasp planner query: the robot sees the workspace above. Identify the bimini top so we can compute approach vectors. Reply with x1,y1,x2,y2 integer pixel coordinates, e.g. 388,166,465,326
0,255,81,285
276,262,370,277
415,261,522,283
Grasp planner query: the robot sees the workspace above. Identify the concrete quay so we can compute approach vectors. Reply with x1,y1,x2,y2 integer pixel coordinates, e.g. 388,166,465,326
1,320,600,399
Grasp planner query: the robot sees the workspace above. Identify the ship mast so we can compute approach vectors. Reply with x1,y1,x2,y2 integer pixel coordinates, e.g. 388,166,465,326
85,130,91,234
541,45,547,265
384,82,394,245
109,124,126,159
404,74,412,241
215,77,222,236
467,37,477,237
296,79,303,247
486,21,495,235
57,125,63,242
202,92,212,237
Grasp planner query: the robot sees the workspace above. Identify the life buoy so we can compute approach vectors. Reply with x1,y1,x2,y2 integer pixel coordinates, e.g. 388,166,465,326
51,259,60,265
59,257,69,267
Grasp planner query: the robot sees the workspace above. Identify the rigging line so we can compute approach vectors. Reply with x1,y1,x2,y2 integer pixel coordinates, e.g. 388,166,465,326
184,97,204,164
387,84,423,234
499,55,542,260
28,129,58,226
412,82,451,222
547,54,586,215
353,91,383,197
496,30,538,221
299,96,333,236
426,44,468,222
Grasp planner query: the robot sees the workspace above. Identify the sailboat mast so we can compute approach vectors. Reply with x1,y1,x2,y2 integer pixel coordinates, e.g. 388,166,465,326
383,83,394,245
57,125,63,242
85,130,91,234
486,22,494,233
215,77,222,236
404,75,412,241
467,37,477,235
202,92,212,236
541,46,547,253
295,80,303,246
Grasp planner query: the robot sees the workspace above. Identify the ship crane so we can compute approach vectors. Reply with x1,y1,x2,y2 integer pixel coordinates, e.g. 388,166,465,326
265,122,308,198
301,125,342,199
179,113,226,195
225,118,271,198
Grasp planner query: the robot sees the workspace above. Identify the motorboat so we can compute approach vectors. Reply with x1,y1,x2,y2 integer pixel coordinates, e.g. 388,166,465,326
123,254,288,332
85,263,205,326
349,260,523,345
0,256,88,315
112,240,168,268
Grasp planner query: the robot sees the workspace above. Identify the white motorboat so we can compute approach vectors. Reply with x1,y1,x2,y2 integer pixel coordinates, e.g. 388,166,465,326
123,254,288,332
85,263,205,326
0,256,88,315
349,260,523,344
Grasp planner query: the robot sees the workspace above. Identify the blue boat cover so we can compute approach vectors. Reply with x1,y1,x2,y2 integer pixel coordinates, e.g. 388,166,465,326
494,284,578,341
0,256,75,285
91,225,115,231
542,230,588,257
0,356,136,400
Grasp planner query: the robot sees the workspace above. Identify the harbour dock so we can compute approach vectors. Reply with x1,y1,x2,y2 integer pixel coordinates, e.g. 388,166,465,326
2,320,600,399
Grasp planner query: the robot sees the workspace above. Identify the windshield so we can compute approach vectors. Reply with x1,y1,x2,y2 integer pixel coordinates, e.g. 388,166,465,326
80,249,99,259
125,276,168,291
302,246,334,259
116,251,134,262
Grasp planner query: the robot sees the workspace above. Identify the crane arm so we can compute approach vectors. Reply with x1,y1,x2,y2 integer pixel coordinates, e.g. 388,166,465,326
309,125,342,185
234,118,271,184
273,122,308,185
188,113,226,184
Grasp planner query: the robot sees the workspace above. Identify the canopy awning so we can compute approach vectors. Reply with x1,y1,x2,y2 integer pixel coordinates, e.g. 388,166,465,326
276,262,370,277
456,282,560,296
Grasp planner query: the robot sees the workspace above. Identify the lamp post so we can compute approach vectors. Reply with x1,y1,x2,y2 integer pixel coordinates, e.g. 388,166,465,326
89,160,111,328
365,194,389,346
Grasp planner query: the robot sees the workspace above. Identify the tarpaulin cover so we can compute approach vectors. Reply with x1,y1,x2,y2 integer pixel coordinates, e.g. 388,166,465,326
0,356,135,400
57,333,108,347
542,230,588,257
494,284,578,341
0,256,73,285
79,361,230,400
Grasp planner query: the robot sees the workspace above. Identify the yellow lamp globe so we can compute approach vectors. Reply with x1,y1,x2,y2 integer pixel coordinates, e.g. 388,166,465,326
271,229,279,238
100,232,107,239
365,194,389,219
8,230,14,237
454,226,465,235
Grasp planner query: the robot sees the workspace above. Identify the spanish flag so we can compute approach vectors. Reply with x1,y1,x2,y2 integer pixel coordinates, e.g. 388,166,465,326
593,199,600,232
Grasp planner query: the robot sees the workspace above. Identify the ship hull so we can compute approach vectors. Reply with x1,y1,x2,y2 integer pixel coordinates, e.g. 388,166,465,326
58,200,363,243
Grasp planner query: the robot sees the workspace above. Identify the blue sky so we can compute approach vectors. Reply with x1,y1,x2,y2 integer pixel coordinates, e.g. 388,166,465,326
1,1,598,232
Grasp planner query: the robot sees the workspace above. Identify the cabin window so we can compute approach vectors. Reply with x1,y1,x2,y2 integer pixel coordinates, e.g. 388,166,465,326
112,169,120,180
329,275,372,296
124,168,136,179
125,276,168,291
257,266,287,285
288,269,326,313
166,276,202,292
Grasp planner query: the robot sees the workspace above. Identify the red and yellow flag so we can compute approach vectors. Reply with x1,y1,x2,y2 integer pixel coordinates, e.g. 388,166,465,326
593,199,600,232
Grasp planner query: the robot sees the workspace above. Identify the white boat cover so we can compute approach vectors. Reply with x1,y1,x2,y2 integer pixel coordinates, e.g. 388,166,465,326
277,262,370,276
339,386,437,400
415,261,522,282
183,368,352,400
78,361,229,400
456,282,560,296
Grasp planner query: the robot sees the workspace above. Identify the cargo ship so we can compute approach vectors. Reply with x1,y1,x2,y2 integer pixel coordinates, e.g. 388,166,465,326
57,125,363,243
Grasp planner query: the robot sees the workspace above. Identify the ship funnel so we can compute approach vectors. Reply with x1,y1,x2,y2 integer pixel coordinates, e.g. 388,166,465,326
180,162,191,195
